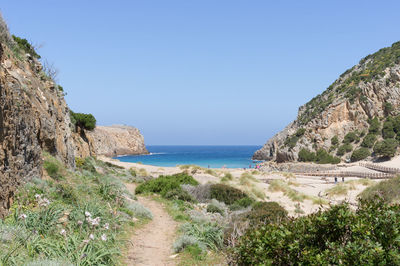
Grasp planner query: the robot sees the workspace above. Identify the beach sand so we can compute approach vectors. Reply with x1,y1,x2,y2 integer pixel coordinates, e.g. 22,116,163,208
99,155,400,216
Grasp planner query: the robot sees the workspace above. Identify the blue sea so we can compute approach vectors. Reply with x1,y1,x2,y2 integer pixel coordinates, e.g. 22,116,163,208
113,145,263,168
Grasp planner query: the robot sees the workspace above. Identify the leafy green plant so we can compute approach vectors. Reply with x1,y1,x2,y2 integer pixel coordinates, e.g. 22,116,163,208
337,143,353,156
374,139,398,158
70,111,96,131
209,184,248,205
350,147,371,162
230,198,400,265
361,134,377,148
135,173,198,200
12,35,40,59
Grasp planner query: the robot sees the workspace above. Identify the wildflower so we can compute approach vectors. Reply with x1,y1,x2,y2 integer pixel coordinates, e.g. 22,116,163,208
86,216,100,226
101,234,107,241
60,229,66,236
85,211,91,217
35,194,41,200
89,234,94,240
82,239,90,244
38,197,50,207
19,213,27,220
103,223,109,230
77,220,83,225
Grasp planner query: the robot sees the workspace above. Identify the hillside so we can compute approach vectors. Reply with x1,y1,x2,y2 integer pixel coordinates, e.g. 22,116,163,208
0,13,147,216
254,41,400,163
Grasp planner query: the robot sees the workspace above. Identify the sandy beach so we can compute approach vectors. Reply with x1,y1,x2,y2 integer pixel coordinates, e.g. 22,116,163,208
100,155,400,216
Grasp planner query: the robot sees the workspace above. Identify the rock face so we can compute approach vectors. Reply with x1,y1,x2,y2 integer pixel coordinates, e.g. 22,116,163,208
254,41,400,162
74,125,149,157
0,14,75,216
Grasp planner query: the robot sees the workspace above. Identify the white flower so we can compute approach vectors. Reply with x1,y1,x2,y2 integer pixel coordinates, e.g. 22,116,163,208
39,197,50,207
101,234,107,241
60,229,66,236
87,216,101,226
19,213,27,220
103,223,109,230
77,220,83,225
89,234,94,240
82,239,90,244
85,211,91,217
35,194,41,200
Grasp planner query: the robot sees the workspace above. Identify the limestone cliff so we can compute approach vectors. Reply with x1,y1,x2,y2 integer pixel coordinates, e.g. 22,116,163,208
254,41,400,162
73,125,149,157
0,14,75,215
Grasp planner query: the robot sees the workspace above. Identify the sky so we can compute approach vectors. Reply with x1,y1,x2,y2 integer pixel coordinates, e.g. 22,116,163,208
2,1,400,145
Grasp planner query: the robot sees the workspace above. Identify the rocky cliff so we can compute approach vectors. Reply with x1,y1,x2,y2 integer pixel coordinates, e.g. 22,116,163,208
73,125,149,157
254,41,400,162
0,14,148,216
0,14,75,215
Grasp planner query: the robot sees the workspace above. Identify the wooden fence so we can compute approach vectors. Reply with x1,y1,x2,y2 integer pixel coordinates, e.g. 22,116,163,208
359,162,400,174
295,171,395,179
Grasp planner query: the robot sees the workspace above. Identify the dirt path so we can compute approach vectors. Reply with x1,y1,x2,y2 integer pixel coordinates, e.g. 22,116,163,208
125,184,179,266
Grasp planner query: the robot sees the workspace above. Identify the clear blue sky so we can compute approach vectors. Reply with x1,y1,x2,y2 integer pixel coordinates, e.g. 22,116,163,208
2,1,400,145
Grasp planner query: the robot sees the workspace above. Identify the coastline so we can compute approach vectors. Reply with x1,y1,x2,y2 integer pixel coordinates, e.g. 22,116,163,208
100,156,393,216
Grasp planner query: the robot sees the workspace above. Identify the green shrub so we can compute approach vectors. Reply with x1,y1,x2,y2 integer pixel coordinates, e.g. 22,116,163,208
179,222,224,251
135,173,198,200
246,201,287,227
209,184,248,205
361,134,377,148
350,147,371,162
337,143,353,156
368,117,381,135
315,149,341,164
70,111,96,131
374,139,398,158
12,35,40,59
295,128,306,137
331,136,339,145
382,120,396,139
343,131,360,144
360,176,400,203
207,204,224,215
298,148,316,162
229,197,255,211
231,199,400,265
164,188,195,202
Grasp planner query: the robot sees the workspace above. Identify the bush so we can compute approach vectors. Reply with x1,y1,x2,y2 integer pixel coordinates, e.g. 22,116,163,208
135,173,199,200
350,147,371,162
181,184,211,203
374,139,398,158
298,148,316,162
70,111,96,131
331,136,339,145
209,184,248,205
229,197,254,211
343,131,360,144
360,176,400,203
382,120,396,139
179,222,224,251
12,35,40,59
337,143,353,156
361,134,377,148
164,188,195,202
368,117,381,134
207,201,225,215
315,149,341,164
231,199,400,265
246,202,287,227
124,200,153,219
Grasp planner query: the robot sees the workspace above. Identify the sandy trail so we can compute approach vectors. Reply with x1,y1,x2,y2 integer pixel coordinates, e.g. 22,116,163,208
125,183,178,266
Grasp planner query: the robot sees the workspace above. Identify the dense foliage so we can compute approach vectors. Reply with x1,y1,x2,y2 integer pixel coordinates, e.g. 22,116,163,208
209,184,248,205
361,133,377,148
12,35,41,59
231,198,400,265
284,128,306,149
350,147,371,162
0,155,147,265
336,143,353,156
70,111,97,131
360,176,400,203
374,139,398,158
343,131,360,144
298,148,340,164
245,202,287,227
135,173,198,201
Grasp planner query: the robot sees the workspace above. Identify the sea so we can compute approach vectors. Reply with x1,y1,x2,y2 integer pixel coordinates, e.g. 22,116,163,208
113,145,263,169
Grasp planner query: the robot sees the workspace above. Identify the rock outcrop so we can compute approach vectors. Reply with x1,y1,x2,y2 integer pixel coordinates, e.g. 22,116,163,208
0,14,75,216
254,41,400,162
73,125,149,157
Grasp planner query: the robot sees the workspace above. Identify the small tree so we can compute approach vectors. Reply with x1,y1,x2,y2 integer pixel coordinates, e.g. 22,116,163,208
331,136,339,146
70,111,96,131
351,148,371,162
368,117,381,135
374,139,398,158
